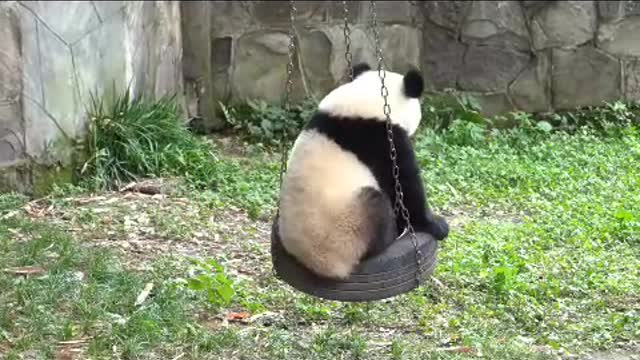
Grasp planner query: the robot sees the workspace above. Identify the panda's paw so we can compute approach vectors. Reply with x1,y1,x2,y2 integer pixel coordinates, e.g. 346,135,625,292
428,214,449,241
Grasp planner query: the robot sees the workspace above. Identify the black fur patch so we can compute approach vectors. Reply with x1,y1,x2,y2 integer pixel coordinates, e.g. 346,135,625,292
305,111,444,238
358,187,396,258
352,63,371,80
403,69,424,98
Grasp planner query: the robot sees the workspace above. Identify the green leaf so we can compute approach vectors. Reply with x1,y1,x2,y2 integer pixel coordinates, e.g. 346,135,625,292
186,278,206,291
614,209,635,222
536,121,553,132
217,283,235,303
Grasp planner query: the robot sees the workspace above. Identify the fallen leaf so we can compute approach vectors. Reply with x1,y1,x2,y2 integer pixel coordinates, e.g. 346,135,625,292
134,282,154,306
57,338,90,345
226,312,251,321
55,346,85,360
118,181,136,192
3,266,45,276
104,197,120,205
1,210,19,220
23,204,44,217
437,346,475,354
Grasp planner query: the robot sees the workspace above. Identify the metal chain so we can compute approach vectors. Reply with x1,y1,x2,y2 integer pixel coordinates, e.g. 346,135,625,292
277,0,297,196
342,1,353,82
272,0,297,279
369,0,423,287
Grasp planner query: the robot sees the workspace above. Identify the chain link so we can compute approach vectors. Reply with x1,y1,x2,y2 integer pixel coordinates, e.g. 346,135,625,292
277,0,297,194
273,0,297,279
369,0,423,287
342,1,353,82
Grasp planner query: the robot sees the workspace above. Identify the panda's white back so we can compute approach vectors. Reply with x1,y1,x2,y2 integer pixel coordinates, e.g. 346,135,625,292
277,129,380,279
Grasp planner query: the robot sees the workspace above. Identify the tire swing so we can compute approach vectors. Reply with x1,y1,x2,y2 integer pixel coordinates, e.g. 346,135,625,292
270,0,439,302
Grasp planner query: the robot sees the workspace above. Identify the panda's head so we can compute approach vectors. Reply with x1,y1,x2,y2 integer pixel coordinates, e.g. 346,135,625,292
318,62,424,136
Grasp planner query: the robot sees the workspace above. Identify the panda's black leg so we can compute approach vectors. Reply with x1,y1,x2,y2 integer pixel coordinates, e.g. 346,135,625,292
358,187,397,258
399,187,449,241
391,132,450,241
425,212,449,241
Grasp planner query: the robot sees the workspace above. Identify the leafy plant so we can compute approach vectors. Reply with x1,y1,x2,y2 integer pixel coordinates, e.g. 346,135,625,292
543,100,640,133
0,193,28,214
81,89,223,190
219,97,319,147
185,258,237,310
440,119,488,147
421,89,486,131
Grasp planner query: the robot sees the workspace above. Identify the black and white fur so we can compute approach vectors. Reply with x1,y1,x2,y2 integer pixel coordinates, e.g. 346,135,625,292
277,63,449,280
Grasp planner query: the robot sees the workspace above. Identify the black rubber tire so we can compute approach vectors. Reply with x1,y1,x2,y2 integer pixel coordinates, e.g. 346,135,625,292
270,218,439,302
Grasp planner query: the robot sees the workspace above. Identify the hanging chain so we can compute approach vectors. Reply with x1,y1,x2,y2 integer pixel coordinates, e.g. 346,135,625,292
277,0,297,196
369,0,423,287
342,1,353,82
272,0,297,279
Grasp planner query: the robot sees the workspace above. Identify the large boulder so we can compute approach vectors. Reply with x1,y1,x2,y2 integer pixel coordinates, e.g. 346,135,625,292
422,1,469,31
422,21,464,90
598,18,640,58
253,1,326,25
232,31,305,104
509,53,551,113
624,60,640,102
326,25,377,84
360,1,417,24
459,33,531,92
474,93,514,118
552,46,621,109
530,1,597,50
298,28,335,98
379,24,421,74
461,1,528,44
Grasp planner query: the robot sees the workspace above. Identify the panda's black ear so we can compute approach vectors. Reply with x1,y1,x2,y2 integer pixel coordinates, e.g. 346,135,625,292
403,68,424,98
352,63,371,80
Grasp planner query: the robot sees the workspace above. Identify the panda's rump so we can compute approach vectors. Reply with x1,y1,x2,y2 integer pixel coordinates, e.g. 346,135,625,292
278,130,395,279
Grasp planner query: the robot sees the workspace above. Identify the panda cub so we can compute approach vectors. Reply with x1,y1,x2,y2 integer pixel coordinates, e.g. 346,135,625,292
277,63,449,280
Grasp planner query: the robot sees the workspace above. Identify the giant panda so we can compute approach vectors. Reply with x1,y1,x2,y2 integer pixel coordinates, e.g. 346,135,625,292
277,62,449,280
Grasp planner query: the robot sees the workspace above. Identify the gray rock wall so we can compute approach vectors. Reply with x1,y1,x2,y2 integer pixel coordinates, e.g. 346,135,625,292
182,0,640,128
0,1,184,187
0,5,23,167
183,1,425,130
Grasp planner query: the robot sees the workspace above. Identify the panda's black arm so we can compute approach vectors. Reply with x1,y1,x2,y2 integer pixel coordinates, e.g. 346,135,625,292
392,129,449,240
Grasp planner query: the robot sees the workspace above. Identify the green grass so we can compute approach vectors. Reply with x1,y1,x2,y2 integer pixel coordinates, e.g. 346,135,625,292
0,215,203,358
217,122,639,357
80,91,282,219
2,94,639,358
82,91,228,191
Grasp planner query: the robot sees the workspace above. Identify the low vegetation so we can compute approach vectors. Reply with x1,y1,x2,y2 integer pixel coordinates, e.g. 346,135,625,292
0,91,638,359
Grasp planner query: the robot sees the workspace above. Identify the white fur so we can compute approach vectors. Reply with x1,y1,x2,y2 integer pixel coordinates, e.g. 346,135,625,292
318,69,422,136
278,130,380,278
